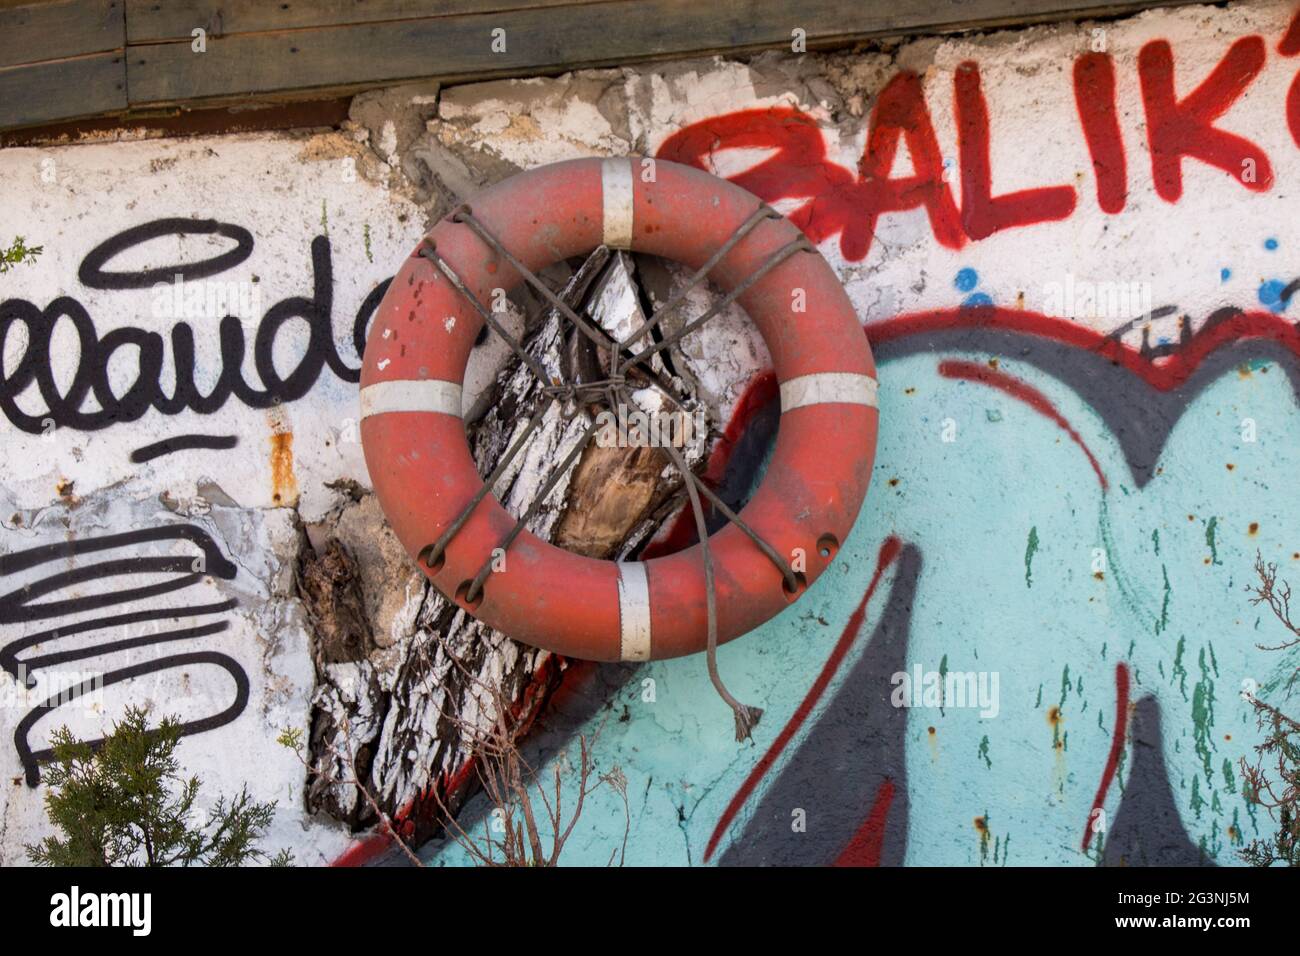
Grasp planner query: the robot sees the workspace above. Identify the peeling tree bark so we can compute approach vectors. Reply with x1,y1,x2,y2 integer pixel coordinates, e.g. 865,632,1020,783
299,247,711,845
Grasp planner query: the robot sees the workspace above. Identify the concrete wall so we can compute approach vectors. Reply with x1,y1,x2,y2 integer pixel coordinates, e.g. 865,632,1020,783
3,0,1299,865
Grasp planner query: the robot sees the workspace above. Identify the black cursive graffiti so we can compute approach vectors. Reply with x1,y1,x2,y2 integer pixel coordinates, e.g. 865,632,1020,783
0,219,388,436
0,524,248,786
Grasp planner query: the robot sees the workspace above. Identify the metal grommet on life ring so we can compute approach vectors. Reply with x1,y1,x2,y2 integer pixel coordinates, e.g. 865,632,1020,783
360,157,878,663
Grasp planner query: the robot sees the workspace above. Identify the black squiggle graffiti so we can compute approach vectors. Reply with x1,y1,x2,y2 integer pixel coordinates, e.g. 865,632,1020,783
0,219,389,436
0,524,248,786
15,652,249,788
1102,304,1183,356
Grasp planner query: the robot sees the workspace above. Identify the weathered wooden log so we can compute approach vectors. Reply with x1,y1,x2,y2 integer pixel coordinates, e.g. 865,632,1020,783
298,246,708,842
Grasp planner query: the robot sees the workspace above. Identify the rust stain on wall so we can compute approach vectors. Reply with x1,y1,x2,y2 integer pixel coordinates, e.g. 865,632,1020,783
271,431,299,507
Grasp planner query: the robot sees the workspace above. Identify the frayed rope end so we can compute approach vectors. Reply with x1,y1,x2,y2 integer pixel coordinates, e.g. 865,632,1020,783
732,704,764,742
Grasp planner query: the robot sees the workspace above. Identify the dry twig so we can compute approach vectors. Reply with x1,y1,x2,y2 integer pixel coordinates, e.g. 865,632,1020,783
427,636,630,867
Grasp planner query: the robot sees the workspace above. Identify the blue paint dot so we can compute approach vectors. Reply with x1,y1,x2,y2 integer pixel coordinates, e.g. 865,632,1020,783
955,268,979,293
1220,267,1231,282
962,292,993,308
1265,237,1279,251
1258,279,1288,312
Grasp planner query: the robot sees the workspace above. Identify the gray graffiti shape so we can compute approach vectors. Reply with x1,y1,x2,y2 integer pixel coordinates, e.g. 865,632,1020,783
1103,695,1210,867
718,544,919,866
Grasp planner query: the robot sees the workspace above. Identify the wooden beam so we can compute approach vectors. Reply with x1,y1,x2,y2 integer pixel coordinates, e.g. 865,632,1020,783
124,0,625,42
0,0,123,68
125,0,1200,108
0,95,351,148
0,52,126,128
0,0,1202,131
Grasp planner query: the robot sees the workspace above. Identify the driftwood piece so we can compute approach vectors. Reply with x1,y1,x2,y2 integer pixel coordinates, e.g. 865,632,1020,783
300,248,708,841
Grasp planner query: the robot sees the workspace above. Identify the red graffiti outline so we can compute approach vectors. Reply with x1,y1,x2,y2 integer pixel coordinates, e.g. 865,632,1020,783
937,358,1109,490
1083,662,1132,852
867,306,1300,392
652,301,1300,584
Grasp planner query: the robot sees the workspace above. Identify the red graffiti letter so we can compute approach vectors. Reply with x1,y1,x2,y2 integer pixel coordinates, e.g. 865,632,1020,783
955,61,1076,240
1138,36,1272,202
655,106,850,223
655,106,860,255
1074,52,1128,214
656,107,866,258
1278,9,1300,149
659,71,997,261
853,70,966,258
1279,7,1300,55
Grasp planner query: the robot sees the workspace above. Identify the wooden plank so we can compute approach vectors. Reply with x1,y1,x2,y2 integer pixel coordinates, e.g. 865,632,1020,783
0,52,126,128
0,0,123,68
126,0,1197,43
126,0,1199,107
125,0,620,42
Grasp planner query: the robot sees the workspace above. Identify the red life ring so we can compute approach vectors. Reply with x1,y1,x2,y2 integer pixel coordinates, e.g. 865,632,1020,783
360,158,877,662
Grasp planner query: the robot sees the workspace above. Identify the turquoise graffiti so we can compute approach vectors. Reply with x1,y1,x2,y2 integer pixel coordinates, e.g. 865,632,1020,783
422,298,1300,866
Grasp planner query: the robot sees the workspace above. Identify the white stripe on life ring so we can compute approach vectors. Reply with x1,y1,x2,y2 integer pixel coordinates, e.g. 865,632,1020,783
617,562,652,661
360,379,463,419
779,372,878,413
602,158,635,250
